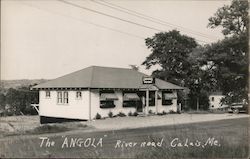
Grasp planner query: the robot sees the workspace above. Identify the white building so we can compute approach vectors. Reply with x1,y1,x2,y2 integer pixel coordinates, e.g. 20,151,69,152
209,92,225,110
32,66,183,123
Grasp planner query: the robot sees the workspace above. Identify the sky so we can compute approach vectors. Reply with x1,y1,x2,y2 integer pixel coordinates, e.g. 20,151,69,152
1,0,230,80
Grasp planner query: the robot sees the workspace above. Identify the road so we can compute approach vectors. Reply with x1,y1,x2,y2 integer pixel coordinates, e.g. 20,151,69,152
0,117,249,158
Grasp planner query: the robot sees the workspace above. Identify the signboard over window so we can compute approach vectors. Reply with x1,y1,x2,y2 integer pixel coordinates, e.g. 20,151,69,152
143,77,155,84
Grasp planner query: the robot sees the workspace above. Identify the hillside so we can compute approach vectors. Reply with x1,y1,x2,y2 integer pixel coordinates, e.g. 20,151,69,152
0,79,49,89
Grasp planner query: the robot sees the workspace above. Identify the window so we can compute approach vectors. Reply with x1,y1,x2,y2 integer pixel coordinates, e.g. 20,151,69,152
100,90,117,108
57,92,62,104
123,101,138,108
76,91,82,99
162,91,175,106
45,91,50,98
57,91,68,104
64,92,69,104
123,92,140,108
211,97,214,101
100,100,115,108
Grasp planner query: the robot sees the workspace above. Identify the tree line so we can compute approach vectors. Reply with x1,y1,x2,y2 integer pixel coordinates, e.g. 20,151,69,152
142,0,248,110
0,85,38,116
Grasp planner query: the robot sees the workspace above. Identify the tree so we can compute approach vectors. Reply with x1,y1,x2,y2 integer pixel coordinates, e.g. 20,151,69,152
142,30,213,110
208,0,248,36
204,34,248,103
206,0,248,103
142,30,198,85
0,93,6,110
5,86,39,115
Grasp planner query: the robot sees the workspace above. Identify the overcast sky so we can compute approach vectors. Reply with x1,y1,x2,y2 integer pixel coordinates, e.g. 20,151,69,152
1,0,230,80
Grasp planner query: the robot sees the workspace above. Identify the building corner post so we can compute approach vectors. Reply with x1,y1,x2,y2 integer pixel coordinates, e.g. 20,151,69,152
145,89,149,115
155,90,158,114
88,88,91,120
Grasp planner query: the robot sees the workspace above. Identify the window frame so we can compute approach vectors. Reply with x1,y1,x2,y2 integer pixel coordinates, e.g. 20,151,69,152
45,91,51,98
57,91,63,104
63,91,69,104
99,90,116,108
57,91,69,104
162,91,174,106
122,91,140,108
76,91,82,99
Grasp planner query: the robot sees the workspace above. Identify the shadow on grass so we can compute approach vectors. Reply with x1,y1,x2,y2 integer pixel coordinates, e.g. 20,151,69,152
135,143,248,159
135,121,249,159
26,124,70,135
2,122,88,137
26,122,88,135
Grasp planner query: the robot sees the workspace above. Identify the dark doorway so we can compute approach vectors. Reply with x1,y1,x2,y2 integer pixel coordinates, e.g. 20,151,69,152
137,91,146,113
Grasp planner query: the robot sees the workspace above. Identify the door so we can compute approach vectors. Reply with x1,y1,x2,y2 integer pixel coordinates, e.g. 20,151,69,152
137,91,146,113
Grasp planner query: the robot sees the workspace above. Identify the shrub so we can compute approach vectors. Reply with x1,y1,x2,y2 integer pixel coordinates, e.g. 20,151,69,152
95,113,102,119
169,110,177,114
108,111,113,118
117,112,126,117
23,106,38,115
148,110,154,115
128,111,133,116
162,111,167,115
133,112,138,116
4,110,15,116
157,112,163,116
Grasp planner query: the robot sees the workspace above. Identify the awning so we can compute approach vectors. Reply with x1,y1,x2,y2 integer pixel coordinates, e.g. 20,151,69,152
163,93,177,99
100,93,118,101
123,93,140,101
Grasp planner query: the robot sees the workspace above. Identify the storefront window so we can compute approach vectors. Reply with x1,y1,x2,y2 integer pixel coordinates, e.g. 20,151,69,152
123,92,140,108
100,100,115,108
100,90,117,108
162,91,175,106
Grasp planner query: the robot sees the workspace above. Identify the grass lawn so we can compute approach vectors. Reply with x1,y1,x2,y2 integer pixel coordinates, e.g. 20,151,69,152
0,117,249,158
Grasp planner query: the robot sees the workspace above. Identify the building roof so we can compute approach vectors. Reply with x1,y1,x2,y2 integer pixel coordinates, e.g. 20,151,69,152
32,66,183,90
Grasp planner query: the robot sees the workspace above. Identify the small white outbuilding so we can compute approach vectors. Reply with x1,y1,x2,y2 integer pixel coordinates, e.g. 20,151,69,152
208,92,225,110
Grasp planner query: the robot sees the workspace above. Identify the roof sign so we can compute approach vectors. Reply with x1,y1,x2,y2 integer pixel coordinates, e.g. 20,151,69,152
143,77,155,84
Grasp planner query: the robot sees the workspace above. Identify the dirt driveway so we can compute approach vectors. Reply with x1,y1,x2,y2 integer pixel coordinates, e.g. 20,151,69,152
86,113,249,131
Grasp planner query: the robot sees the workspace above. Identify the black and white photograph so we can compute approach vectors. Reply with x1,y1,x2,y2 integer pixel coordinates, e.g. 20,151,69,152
0,0,249,158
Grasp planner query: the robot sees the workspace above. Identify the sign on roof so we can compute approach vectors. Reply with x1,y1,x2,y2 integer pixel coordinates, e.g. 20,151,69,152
143,77,155,84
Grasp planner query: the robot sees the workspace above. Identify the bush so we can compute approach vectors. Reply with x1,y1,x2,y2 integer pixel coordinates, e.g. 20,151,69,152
95,113,102,119
117,112,126,117
23,106,38,115
128,111,133,116
148,110,154,115
5,111,13,116
108,111,113,118
157,111,167,115
133,112,138,116
169,110,178,114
